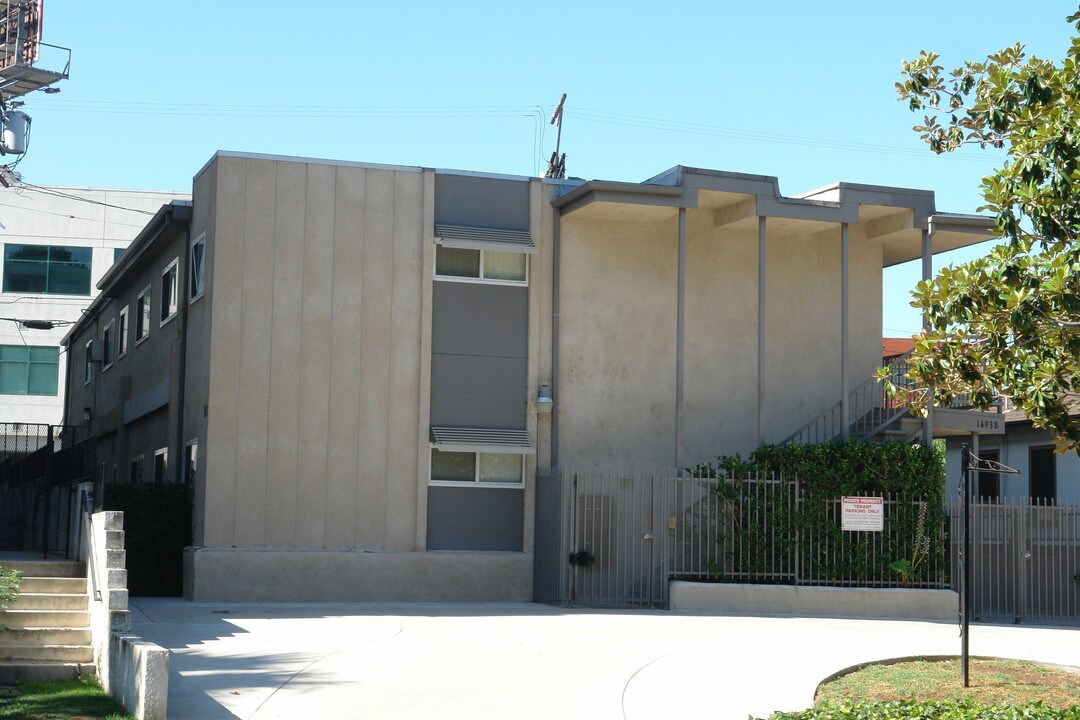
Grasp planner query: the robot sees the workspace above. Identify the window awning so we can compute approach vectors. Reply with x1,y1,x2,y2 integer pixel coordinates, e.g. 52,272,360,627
435,224,536,254
430,426,535,454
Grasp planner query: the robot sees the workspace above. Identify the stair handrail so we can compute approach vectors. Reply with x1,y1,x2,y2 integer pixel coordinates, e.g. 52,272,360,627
79,487,102,603
781,348,917,445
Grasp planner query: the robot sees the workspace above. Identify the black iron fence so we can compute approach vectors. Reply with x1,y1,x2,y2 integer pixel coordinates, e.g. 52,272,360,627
0,423,94,557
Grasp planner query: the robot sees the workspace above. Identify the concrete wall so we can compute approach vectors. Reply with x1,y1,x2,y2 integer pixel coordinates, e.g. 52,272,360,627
86,510,169,720
195,155,431,555
185,546,532,602
0,187,189,427
669,581,958,620
556,208,884,469
558,215,678,468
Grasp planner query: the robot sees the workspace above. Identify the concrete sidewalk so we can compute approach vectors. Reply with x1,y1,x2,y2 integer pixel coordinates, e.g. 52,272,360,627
129,599,1080,720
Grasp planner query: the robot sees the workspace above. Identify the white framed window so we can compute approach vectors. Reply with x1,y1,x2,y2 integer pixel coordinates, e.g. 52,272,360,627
135,285,151,344
429,449,524,488
129,455,144,484
183,439,198,485
101,319,115,370
189,232,206,302
434,246,528,286
160,258,178,326
154,447,168,483
83,339,93,385
117,306,129,358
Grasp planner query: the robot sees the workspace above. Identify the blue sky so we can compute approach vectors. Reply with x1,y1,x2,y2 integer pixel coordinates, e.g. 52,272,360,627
15,1,1080,336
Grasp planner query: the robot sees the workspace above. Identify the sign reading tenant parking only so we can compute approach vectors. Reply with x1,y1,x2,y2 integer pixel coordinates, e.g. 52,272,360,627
840,496,884,532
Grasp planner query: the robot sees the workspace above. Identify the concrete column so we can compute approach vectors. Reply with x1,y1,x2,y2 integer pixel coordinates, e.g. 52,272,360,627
921,228,934,446
841,222,850,440
676,207,686,473
757,216,766,446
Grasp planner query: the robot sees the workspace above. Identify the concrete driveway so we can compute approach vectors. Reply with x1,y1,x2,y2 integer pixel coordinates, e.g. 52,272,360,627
129,599,1080,720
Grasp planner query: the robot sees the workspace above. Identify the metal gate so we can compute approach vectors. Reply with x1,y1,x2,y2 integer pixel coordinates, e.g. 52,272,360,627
957,500,1080,625
534,469,664,607
533,469,725,608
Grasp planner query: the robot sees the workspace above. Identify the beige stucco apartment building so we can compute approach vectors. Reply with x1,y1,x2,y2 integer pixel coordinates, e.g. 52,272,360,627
62,151,993,602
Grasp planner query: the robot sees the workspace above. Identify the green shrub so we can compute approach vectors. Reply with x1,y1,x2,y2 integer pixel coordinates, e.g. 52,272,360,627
0,566,19,609
758,699,1080,719
103,483,191,597
693,441,947,586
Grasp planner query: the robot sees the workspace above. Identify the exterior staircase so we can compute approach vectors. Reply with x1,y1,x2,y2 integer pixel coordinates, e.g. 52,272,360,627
782,350,925,445
0,558,93,682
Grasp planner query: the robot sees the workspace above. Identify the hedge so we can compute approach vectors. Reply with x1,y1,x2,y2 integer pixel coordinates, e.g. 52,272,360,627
758,700,1080,719
691,441,947,586
103,482,192,596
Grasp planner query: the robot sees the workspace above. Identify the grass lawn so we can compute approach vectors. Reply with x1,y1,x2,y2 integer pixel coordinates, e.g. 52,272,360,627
816,656,1080,708
0,679,134,720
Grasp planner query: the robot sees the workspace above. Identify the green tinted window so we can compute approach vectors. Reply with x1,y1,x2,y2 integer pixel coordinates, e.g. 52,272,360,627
3,244,92,295
0,345,58,395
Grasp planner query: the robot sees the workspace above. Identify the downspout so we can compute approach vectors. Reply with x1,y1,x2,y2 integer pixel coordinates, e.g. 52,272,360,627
757,216,767,446
550,204,561,470
920,227,933,447
675,207,686,473
840,222,850,439
174,216,190,483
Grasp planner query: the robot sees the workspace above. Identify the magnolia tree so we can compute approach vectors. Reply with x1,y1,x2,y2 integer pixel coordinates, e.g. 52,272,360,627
887,11,1080,451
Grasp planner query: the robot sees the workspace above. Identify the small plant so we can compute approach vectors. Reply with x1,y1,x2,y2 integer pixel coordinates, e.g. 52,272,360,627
890,500,930,586
0,566,20,609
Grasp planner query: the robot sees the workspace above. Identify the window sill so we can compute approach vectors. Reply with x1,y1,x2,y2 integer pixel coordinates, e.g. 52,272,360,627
433,275,527,287
159,313,177,329
428,480,524,489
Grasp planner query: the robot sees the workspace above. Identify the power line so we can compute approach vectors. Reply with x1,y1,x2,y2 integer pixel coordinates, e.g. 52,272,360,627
27,98,1001,167
15,183,156,215
0,199,149,227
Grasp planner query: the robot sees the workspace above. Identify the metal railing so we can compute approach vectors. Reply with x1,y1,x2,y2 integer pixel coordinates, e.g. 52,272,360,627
782,350,916,445
534,468,949,609
76,486,101,603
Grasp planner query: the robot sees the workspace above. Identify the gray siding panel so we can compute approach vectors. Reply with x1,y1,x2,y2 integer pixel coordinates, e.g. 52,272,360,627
426,486,523,551
431,283,527,429
434,174,530,230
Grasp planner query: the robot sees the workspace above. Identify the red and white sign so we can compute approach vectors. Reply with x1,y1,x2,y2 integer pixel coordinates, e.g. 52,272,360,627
841,496,884,532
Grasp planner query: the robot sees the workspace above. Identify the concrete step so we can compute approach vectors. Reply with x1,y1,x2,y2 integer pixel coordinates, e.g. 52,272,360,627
8,593,87,611
0,610,88,629
0,644,93,664
0,561,85,578
18,577,86,594
0,662,94,683
1,627,90,645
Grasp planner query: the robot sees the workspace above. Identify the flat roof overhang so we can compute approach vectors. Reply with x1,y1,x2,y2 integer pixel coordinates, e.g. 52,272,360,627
553,175,998,268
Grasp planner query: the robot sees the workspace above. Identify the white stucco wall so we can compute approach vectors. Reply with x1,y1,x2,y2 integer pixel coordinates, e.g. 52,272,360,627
0,187,189,427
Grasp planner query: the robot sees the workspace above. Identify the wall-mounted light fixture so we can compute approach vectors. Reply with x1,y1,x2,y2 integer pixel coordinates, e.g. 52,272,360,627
536,383,553,414
82,407,93,422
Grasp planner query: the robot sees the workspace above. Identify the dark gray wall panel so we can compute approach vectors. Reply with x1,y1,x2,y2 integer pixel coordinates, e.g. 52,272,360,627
434,174,530,230
426,486,523,551
431,282,528,429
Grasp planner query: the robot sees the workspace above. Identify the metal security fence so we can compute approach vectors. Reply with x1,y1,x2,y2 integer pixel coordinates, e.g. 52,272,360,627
534,469,948,609
0,423,93,556
534,468,1080,623
954,499,1080,626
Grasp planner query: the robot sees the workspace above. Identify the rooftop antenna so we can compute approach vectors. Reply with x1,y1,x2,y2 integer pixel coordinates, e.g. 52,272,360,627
544,93,567,179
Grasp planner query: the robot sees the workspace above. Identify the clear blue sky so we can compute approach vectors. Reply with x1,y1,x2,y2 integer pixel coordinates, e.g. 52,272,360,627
16,1,1080,336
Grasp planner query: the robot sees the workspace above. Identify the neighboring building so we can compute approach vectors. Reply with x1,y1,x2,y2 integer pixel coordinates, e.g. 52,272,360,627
0,186,190,431
943,399,1080,505
61,151,996,602
882,337,915,362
